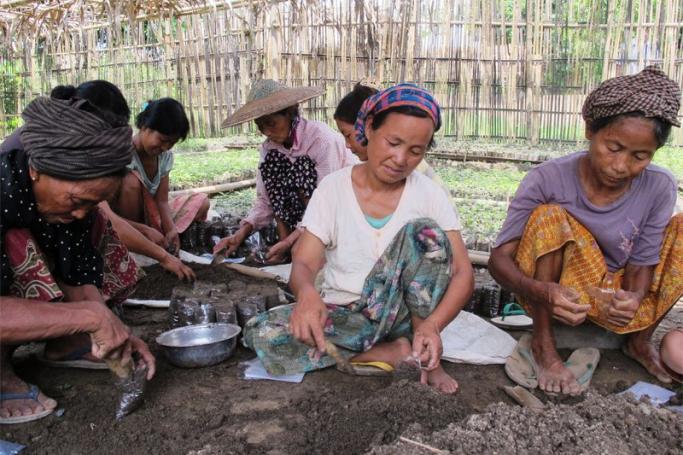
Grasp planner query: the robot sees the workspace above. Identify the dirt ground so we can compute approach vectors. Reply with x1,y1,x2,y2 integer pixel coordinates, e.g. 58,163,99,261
371,391,683,454
2,264,682,454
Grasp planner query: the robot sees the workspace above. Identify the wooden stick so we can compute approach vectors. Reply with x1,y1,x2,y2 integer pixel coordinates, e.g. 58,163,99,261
398,436,448,454
169,179,256,197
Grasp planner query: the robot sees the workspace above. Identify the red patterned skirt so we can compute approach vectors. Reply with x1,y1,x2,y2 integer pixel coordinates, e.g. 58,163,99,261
4,208,141,304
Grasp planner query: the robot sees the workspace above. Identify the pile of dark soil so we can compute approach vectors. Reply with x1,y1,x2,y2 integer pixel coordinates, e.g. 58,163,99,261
130,263,275,300
370,392,683,454
292,379,470,454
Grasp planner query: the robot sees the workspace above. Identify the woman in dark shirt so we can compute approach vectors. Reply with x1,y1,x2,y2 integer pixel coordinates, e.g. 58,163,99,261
0,94,155,423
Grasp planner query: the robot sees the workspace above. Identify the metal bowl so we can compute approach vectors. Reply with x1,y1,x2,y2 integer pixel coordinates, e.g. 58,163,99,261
156,323,241,368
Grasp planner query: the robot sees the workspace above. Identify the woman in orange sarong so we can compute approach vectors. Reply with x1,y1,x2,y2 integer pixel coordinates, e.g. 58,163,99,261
489,66,682,394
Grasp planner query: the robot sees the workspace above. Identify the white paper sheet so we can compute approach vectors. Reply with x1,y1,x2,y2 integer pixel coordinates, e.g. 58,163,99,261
620,381,675,405
242,357,305,383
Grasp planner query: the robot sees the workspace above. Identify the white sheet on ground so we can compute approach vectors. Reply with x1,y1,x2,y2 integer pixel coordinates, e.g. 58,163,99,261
179,250,211,264
130,252,159,267
131,250,215,267
242,357,304,383
123,299,170,308
440,310,516,365
198,253,246,264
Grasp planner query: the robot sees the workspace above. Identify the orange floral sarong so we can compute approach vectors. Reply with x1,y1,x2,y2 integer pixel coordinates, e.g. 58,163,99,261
515,204,683,334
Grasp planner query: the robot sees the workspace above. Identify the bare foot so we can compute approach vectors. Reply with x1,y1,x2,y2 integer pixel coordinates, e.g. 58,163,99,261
623,334,671,383
0,363,57,420
532,338,581,395
422,366,459,394
350,337,413,368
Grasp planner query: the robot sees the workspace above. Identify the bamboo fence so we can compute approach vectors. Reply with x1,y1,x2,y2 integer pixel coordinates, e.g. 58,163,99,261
1,0,682,145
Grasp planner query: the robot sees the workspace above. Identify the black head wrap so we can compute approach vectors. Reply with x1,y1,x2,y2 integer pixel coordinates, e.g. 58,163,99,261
20,97,133,180
582,65,681,127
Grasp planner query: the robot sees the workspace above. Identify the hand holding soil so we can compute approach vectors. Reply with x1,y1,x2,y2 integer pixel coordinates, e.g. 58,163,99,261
164,229,180,255
607,289,641,327
411,320,443,371
289,288,328,352
89,303,133,359
213,232,243,257
265,239,290,264
126,335,156,380
159,253,196,281
547,284,590,326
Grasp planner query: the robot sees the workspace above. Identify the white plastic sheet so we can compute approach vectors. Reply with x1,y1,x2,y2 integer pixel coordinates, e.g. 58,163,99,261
440,310,517,365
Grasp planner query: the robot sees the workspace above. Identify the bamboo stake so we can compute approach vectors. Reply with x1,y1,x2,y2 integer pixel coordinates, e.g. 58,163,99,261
398,436,448,454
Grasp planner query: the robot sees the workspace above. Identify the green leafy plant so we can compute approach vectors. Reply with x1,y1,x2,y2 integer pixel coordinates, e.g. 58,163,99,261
170,148,260,189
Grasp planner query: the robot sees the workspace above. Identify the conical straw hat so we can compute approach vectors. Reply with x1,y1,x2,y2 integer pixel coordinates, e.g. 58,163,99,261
221,79,324,128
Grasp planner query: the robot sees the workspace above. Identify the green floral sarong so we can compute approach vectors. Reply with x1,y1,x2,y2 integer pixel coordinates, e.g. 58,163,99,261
243,218,453,376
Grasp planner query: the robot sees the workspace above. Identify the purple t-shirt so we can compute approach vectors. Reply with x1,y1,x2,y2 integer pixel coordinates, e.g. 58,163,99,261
495,151,677,271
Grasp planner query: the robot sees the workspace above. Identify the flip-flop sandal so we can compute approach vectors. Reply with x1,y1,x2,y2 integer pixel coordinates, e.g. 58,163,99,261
0,384,55,425
343,361,394,377
506,335,599,394
37,346,108,370
505,334,538,389
564,347,601,393
325,340,394,377
491,303,533,329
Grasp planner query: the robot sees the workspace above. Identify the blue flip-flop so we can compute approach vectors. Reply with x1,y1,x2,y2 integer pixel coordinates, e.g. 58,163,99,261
0,384,55,424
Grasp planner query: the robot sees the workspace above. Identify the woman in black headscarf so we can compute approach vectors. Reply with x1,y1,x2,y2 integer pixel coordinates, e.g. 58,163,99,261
0,95,155,424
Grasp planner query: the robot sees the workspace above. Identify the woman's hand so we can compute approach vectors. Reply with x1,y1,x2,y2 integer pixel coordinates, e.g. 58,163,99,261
289,287,328,352
142,226,165,247
412,320,443,371
159,253,195,281
164,229,180,255
214,225,251,257
607,289,641,327
128,335,156,380
545,283,591,326
107,335,157,381
88,304,132,360
265,240,291,264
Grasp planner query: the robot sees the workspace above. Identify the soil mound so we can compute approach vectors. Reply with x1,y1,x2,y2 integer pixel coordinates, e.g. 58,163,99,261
292,379,470,454
130,263,274,300
370,391,683,454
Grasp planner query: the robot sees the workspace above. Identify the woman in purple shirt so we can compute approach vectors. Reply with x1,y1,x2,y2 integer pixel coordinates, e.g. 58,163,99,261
489,66,682,394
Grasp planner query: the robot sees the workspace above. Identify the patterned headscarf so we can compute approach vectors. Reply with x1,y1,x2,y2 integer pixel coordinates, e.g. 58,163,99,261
21,97,134,180
582,65,681,127
354,83,442,145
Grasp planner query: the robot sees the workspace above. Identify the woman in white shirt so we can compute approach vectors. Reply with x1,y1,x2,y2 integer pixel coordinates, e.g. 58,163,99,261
244,84,473,394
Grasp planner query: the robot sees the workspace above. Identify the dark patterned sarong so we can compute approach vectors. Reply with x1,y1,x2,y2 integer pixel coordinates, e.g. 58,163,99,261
259,150,317,230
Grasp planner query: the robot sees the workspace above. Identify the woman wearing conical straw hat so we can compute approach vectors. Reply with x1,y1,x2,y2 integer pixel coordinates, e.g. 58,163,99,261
215,80,357,263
